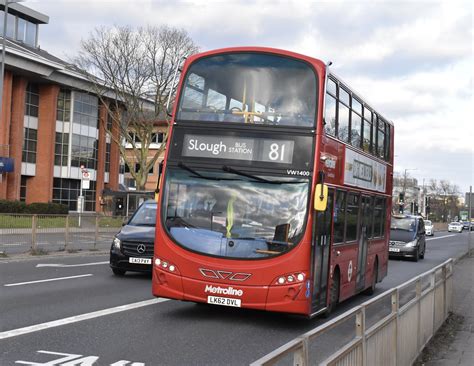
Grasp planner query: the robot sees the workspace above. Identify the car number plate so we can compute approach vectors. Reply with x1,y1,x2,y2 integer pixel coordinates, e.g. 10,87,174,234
389,248,400,252
129,257,152,264
207,296,241,307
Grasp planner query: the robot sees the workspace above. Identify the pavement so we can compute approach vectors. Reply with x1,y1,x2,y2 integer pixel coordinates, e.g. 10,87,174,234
420,253,474,366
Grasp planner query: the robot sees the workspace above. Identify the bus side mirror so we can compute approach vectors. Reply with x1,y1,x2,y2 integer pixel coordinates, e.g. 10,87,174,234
314,184,328,212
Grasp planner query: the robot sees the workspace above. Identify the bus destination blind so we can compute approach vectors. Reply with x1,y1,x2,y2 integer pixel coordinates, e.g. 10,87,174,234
182,134,295,164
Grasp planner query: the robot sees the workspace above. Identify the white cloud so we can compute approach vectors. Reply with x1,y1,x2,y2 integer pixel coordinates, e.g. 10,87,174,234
27,0,474,192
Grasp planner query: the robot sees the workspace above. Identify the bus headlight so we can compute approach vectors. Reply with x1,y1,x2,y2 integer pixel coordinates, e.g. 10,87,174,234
274,272,306,285
154,256,180,274
113,237,121,249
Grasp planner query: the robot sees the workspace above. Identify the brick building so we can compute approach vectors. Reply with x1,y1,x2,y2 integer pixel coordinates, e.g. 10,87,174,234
123,121,167,191
0,2,121,212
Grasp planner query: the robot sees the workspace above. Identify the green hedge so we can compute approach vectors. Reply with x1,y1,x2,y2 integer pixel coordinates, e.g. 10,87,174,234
0,200,69,214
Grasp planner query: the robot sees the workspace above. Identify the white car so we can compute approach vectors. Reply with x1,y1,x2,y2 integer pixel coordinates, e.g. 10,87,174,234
425,220,434,236
448,222,463,233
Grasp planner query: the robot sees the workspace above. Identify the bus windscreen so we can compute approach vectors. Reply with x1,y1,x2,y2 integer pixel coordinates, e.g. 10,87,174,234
177,53,317,127
163,167,310,259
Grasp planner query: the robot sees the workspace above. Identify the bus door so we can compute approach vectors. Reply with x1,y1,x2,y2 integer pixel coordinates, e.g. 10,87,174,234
356,196,371,291
311,190,334,313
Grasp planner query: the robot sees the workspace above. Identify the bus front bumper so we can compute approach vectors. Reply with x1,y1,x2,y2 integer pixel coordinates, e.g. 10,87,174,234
152,267,310,315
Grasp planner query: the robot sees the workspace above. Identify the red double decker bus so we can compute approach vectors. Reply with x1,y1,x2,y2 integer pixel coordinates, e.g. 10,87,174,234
152,47,393,316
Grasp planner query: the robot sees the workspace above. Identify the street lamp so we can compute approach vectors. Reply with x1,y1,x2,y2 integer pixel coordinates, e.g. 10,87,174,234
0,0,24,119
402,168,417,213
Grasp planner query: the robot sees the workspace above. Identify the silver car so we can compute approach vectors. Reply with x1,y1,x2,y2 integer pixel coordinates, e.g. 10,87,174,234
448,222,463,233
425,220,434,236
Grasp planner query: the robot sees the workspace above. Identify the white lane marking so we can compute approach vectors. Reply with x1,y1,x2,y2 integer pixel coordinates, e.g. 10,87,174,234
36,261,108,268
4,274,93,287
426,234,456,241
0,298,168,340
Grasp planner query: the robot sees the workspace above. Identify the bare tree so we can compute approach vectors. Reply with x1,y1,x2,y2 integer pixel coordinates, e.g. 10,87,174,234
74,25,199,190
428,179,460,222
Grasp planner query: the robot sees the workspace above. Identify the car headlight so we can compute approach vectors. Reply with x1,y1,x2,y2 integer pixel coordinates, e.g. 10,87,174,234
113,237,121,249
405,240,417,247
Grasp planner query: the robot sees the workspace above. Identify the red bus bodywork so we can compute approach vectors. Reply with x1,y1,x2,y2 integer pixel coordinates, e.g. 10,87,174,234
152,47,393,316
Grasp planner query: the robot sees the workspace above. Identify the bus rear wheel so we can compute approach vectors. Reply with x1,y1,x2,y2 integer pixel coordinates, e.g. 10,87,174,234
324,270,340,317
365,259,378,296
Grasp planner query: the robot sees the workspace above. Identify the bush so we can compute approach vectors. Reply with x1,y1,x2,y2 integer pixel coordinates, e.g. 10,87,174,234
0,200,26,213
23,202,69,215
0,200,69,214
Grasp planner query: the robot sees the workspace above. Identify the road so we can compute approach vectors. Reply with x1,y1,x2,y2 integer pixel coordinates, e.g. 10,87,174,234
0,231,470,365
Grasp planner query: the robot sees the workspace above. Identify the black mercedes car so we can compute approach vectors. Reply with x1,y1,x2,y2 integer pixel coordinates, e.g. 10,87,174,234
109,200,157,276
389,214,426,261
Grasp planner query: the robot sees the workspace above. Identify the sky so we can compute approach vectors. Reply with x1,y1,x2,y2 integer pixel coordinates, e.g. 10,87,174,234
27,0,474,194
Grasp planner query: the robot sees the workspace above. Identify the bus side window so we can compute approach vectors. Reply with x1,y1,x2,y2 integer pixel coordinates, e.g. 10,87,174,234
345,192,360,242
351,98,362,148
363,108,372,154
324,94,337,136
333,190,346,244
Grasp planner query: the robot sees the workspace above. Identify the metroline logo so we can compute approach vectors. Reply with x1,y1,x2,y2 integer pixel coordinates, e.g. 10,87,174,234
204,285,243,297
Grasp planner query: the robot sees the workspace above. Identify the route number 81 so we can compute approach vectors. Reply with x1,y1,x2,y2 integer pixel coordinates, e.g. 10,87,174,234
268,143,286,161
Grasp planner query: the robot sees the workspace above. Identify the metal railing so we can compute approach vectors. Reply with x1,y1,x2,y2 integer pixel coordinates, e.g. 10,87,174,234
251,259,453,366
0,214,128,254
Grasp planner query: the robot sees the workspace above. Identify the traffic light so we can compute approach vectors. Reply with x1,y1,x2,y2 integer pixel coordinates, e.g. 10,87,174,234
399,193,405,213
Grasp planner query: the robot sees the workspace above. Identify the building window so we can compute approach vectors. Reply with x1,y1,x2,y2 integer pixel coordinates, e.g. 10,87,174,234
73,92,99,128
25,21,37,46
57,89,71,122
71,134,98,170
0,10,37,46
54,132,69,166
105,142,111,173
20,176,27,202
25,84,39,117
22,128,37,164
53,178,96,212
124,177,136,189
151,132,164,144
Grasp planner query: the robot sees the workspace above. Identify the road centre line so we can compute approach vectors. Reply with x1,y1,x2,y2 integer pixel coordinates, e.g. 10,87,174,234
4,274,93,287
426,234,456,241
36,261,109,268
0,298,168,340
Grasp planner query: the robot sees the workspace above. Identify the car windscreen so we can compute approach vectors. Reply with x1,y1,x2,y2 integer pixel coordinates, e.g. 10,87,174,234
128,203,157,226
390,217,416,242
162,167,310,259
425,220,432,226
177,53,317,127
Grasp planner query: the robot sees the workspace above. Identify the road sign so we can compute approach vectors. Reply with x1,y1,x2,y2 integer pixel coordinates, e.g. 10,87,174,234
81,170,90,189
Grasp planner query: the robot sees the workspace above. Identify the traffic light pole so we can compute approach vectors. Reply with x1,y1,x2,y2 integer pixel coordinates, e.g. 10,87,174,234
469,186,472,257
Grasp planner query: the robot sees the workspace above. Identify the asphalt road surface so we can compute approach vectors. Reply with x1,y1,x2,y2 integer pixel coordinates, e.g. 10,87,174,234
0,231,470,365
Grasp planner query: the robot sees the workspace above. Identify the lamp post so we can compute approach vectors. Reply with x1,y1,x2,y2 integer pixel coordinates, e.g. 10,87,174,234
402,168,417,214
0,0,23,119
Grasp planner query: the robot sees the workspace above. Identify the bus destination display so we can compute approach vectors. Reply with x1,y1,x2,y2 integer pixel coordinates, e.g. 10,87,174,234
182,134,295,164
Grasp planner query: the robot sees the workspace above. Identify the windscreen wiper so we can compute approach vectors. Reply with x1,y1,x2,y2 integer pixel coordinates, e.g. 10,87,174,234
222,165,274,184
222,165,306,185
177,162,221,181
